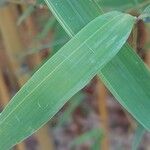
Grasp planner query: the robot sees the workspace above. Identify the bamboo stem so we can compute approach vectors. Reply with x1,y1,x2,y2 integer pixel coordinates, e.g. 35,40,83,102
0,4,24,56
35,125,54,150
0,3,25,86
96,77,109,150
14,143,26,150
0,70,10,107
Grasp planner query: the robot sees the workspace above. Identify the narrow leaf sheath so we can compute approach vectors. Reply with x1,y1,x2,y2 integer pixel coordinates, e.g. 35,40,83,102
0,11,135,149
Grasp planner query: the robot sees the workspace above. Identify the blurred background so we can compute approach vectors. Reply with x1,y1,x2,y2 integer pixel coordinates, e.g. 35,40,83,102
0,0,150,150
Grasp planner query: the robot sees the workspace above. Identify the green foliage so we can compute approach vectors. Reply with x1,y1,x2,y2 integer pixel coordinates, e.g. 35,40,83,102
44,0,150,131
132,124,146,150
143,5,150,14
99,45,150,130
0,10,135,149
45,0,150,147
1,0,150,149
56,92,84,127
52,23,69,55
17,5,35,25
36,17,56,40
97,0,145,11
69,128,103,149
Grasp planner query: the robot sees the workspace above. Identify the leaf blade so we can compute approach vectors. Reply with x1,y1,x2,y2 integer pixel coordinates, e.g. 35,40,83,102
0,11,135,149
99,44,150,130
45,0,150,130
132,123,146,150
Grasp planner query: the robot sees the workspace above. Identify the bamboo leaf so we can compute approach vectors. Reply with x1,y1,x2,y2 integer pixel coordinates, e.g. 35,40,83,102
143,5,150,14
0,11,135,149
36,17,56,40
96,0,145,11
139,5,150,22
56,92,84,127
17,5,35,25
99,44,150,130
52,23,70,55
69,128,102,149
132,124,146,150
45,0,102,37
36,0,45,5
45,0,150,130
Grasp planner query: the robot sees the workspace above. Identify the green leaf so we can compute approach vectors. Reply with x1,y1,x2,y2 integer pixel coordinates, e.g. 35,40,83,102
69,128,102,149
24,38,68,56
52,23,70,55
96,0,145,11
0,11,135,149
45,0,102,37
45,0,150,130
132,124,146,150
56,92,84,127
91,138,102,150
143,5,150,14
17,5,35,25
99,44,150,130
139,5,150,22
36,17,56,40
36,0,45,5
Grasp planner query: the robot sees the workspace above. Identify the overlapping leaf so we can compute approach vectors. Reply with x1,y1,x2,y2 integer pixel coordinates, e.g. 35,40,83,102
17,5,35,25
139,5,150,22
97,0,145,11
0,10,135,149
132,124,146,150
44,0,150,130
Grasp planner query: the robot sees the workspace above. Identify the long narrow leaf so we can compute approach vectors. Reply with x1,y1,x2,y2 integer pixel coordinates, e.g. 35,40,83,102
45,0,102,37
17,5,35,25
69,128,102,149
99,44,150,130
132,124,146,150
44,0,150,131
56,92,84,127
0,11,135,149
